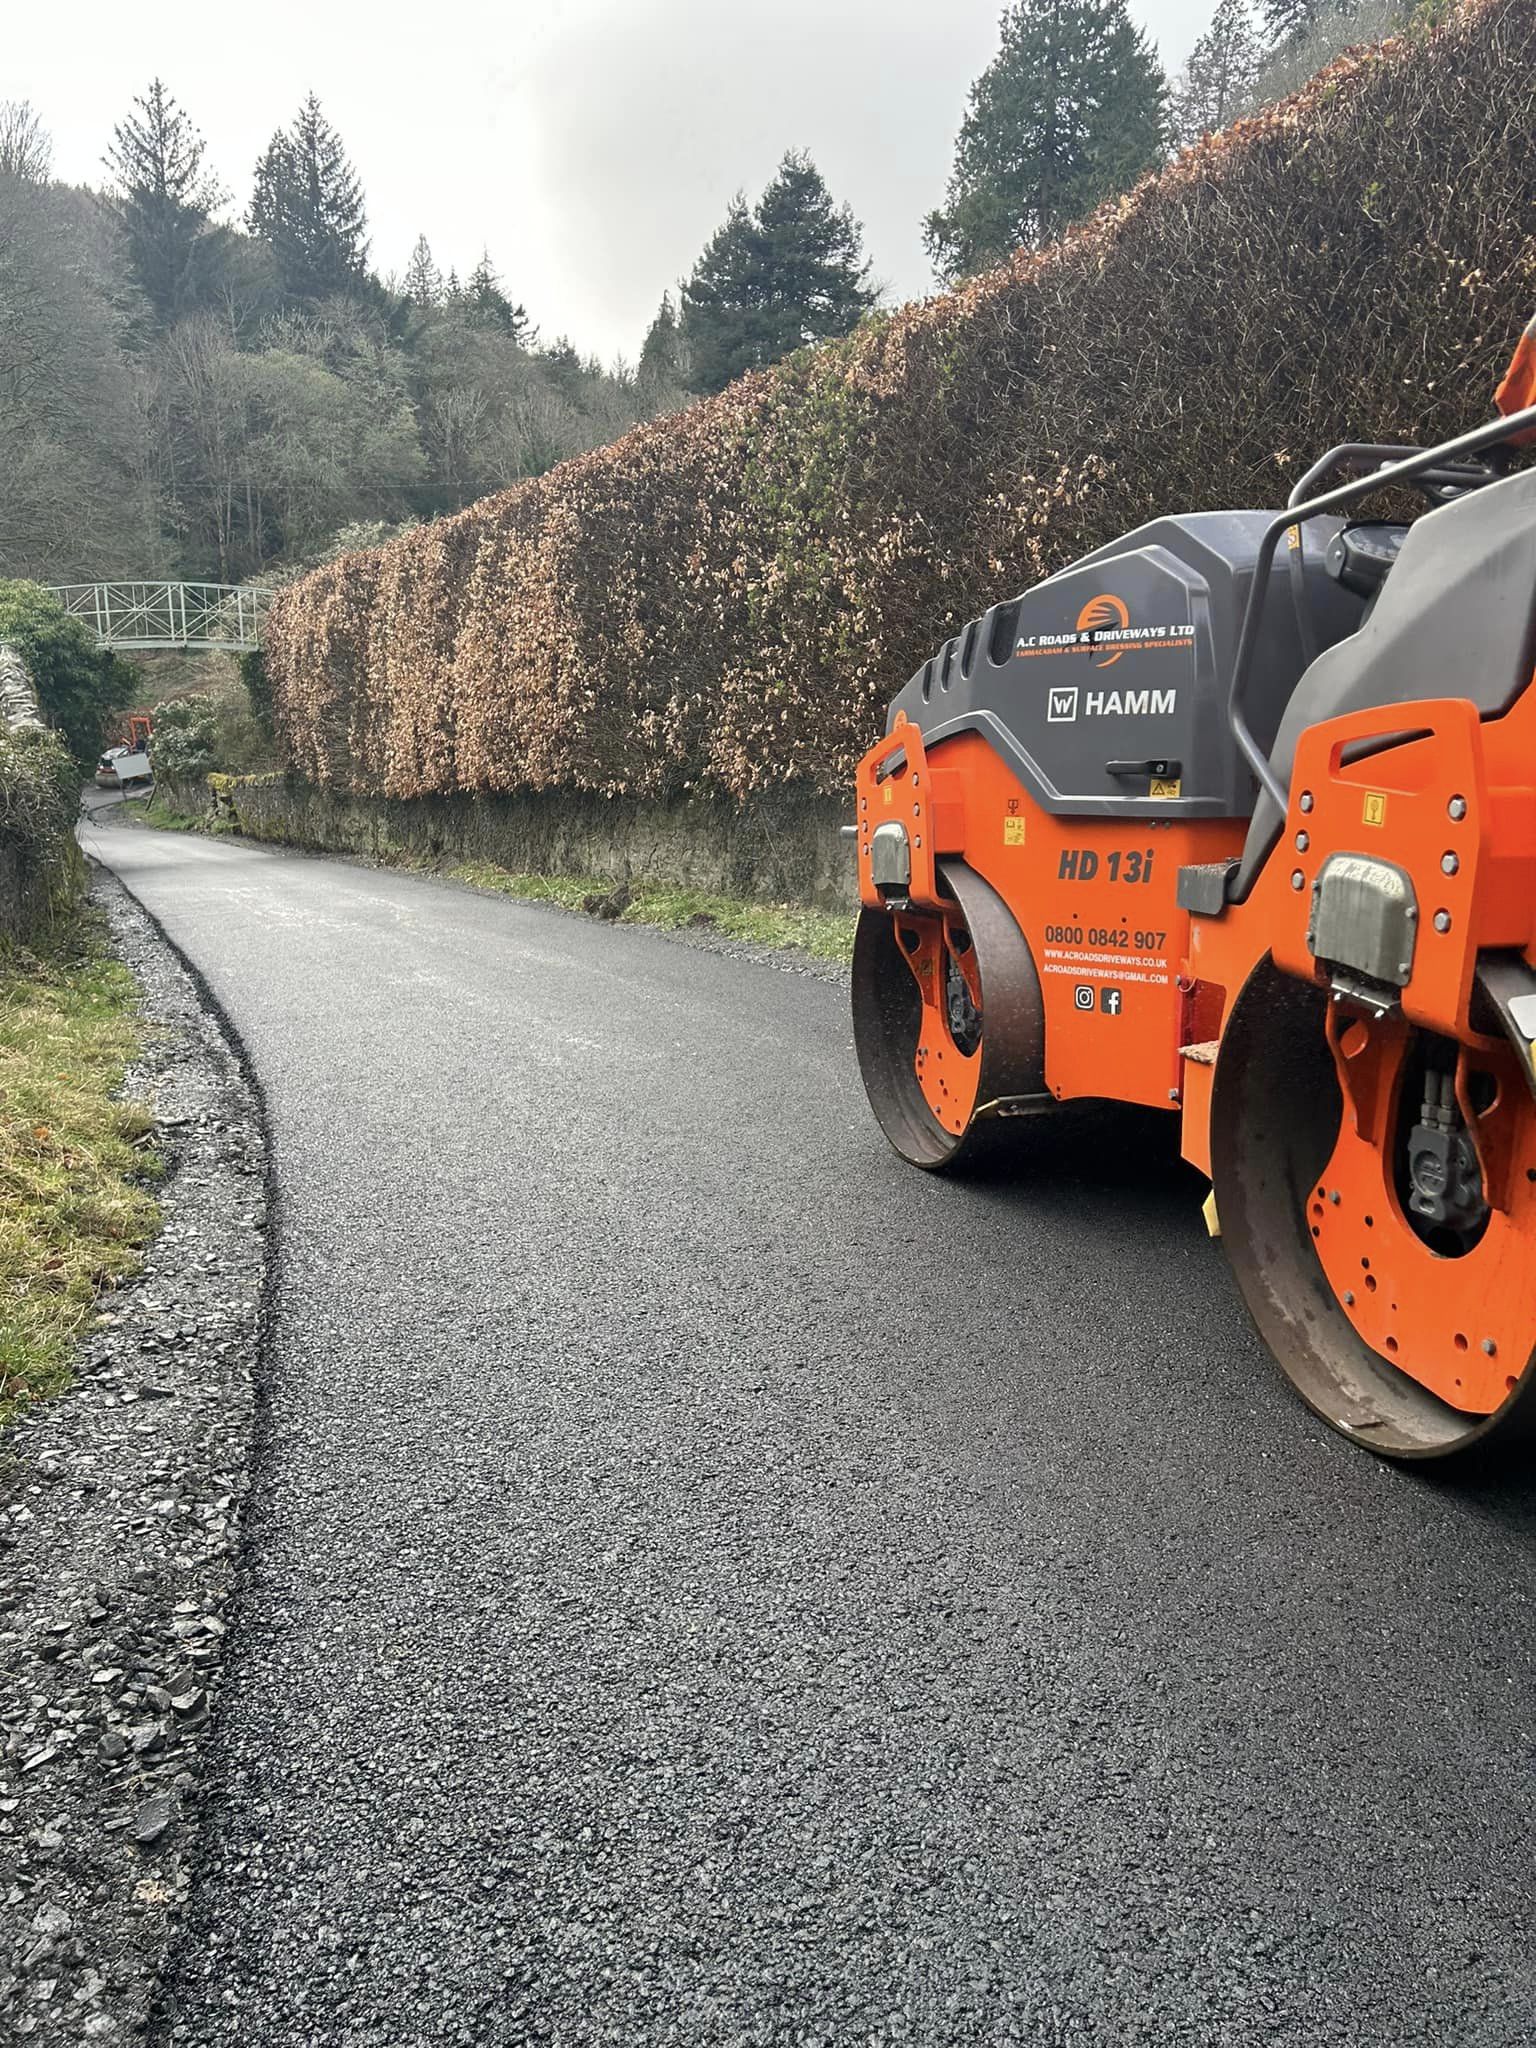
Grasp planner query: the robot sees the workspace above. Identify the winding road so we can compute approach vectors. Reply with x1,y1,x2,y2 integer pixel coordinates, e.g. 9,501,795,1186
84,819,1535,2047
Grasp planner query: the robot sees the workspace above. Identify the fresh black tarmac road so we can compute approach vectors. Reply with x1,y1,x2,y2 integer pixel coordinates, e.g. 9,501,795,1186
84,822,1535,2048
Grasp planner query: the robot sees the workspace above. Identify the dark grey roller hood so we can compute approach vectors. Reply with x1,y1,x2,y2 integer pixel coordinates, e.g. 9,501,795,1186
887,510,1367,818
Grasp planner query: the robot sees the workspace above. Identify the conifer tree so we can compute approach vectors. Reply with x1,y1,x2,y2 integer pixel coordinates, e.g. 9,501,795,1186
1172,0,1263,139
248,94,368,300
104,80,223,324
679,198,754,395
924,0,1167,282
403,233,443,308
1261,0,1334,45
538,338,587,407
638,292,685,392
465,249,534,342
680,151,875,396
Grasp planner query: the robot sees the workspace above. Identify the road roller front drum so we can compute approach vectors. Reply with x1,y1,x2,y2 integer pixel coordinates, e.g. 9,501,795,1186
851,859,1050,1172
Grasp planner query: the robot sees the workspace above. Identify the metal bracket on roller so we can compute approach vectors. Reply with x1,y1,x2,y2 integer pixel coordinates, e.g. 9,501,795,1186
1306,851,1418,1012
869,821,912,905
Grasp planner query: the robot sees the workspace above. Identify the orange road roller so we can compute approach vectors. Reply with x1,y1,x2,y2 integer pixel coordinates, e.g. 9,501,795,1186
851,383,1536,1460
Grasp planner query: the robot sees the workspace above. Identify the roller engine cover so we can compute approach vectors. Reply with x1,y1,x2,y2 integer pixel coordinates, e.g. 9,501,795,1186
887,512,1366,820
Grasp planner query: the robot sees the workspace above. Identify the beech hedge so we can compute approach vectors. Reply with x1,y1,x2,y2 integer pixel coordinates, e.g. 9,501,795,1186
264,0,1536,804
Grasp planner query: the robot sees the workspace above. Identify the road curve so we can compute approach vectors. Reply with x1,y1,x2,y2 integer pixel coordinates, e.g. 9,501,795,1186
84,822,1535,2048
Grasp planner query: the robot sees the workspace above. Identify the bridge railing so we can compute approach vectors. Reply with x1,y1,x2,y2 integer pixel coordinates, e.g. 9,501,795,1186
46,582,272,652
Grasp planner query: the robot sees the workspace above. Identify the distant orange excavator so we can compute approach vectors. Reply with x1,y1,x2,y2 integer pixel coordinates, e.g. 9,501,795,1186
95,711,154,789
851,325,1536,1460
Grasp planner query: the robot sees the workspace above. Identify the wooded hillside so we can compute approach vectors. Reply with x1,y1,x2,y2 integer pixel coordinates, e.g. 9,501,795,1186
263,0,1536,804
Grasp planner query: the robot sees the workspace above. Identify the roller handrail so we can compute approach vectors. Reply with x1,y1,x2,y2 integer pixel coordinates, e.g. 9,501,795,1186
1284,442,1501,509
1227,404,1536,814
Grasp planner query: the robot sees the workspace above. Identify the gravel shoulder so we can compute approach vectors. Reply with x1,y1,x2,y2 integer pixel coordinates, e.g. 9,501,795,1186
0,870,267,2042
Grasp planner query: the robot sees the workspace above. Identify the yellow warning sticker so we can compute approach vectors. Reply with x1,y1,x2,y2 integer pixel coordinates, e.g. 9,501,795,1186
1149,777,1182,800
1003,816,1026,846
1362,792,1388,827
882,781,893,807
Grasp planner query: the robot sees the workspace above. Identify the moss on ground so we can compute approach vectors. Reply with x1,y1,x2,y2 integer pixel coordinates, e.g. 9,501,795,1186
0,918,159,1424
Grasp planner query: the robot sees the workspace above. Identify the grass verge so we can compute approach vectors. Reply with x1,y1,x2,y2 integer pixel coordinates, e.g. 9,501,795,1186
445,861,856,961
143,791,231,835
0,916,159,1425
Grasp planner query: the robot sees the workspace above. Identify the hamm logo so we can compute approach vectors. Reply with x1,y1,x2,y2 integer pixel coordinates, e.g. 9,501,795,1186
1048,686,1079,722
1076,593,1130,668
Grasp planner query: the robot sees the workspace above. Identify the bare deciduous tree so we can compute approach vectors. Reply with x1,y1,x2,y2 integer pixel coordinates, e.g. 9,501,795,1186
0,100,52,183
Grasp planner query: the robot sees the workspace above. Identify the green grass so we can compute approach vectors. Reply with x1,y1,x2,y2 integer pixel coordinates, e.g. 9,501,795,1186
0,919,160,1424
445,862,856,961
143,791,233,835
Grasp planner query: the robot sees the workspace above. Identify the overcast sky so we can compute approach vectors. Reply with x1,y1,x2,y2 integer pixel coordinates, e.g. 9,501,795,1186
14,0,1211,365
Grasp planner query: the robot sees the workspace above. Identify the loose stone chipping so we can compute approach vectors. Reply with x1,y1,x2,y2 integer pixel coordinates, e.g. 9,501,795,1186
0,870,267,2042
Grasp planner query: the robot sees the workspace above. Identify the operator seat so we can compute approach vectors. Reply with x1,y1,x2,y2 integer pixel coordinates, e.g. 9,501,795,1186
1232,463,1536,897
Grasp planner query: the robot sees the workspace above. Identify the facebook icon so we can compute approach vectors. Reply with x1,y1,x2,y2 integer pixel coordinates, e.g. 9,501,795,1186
1100,986,1123,1016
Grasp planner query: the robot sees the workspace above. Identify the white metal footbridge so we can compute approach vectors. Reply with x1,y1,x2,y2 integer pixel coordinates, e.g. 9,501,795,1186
46,582,270,652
